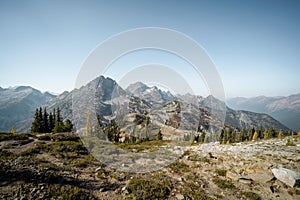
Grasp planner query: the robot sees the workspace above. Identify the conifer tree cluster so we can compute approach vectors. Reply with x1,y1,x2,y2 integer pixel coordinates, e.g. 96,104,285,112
219,125,290,144
31,107,73,133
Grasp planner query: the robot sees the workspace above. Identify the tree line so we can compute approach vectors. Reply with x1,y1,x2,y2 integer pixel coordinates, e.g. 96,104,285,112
31,107,73,133
219,125,294,144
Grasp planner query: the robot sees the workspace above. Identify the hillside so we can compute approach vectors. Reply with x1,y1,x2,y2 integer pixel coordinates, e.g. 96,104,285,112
227,94,300,131
0,87,56,132
0,76,290,136
0,132,300,199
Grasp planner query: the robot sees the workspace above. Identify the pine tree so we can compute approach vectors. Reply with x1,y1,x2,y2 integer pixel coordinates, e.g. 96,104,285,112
268,126,276,138
219,129,225,144
145,115,150,140
49,112,54,132
31,108,39,133
231,129,236,143
264,130,269,139
239,128,246,142
157,129,163,141
248,127,254,141
258,124,263,139
64,119,73,132
54,107,64,133
43,107,49,133
199,131,206,143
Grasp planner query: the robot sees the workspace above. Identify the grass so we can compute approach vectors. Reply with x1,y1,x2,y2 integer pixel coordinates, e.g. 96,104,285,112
0,149,16,160
44,184,93,199
188,154,210,163
182,181,212,200
116,140,167,152
168,160,190,174
127,177,172,200
212,178,236,189
242,191,261,200
216,169,227,177
0,133,34,142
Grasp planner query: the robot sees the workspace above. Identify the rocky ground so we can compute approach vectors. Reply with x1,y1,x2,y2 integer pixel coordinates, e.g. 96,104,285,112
0,132,300,200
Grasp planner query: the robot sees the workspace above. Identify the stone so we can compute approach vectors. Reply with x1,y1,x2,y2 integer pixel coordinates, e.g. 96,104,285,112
247,171,274,184
175,193,184,200
238,178,253,184
226,171,240,181
95,167,102,172
272,168,300,187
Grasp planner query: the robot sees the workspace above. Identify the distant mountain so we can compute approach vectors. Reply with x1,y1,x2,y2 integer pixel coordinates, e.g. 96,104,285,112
0,76,290,135
126,82,174,105
227,94,300,131
0,86,56,132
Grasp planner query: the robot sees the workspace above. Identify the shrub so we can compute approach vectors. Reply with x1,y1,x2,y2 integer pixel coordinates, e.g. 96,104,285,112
183,181,211,200
168,161,190,174
127,177,171,199
216,169,227,177
212,178,236,189
38,135,52,141
242,191,261,200
286,139,296,146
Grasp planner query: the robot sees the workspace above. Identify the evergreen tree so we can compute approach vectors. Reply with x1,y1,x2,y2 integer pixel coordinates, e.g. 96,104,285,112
223,129,228,144
219,129,225,144
258,124,263,139
264,130,269,139
64,119,73,132
199,131,206,143
227,129,233,143
268,125,276,138
248,126,254,141
31,108,39,133
231,129,236,143
157,129,163,141
43,107,49,133
104,120,120,142
54,107,64,133
239,128,246,142
49,112,54,132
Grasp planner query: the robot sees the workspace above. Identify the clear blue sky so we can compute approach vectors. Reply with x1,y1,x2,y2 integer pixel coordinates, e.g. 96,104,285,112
0,0,299,97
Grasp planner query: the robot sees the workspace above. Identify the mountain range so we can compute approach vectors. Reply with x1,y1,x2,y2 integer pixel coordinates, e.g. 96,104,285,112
0,76,294,137
227,94,300,131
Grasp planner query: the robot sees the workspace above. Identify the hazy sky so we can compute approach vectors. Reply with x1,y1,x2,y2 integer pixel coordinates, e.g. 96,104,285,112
0,0,299,98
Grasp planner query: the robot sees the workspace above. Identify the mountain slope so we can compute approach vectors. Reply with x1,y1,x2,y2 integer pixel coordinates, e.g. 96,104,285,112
227,94,300,131
0,76,290,134
0,86,56,132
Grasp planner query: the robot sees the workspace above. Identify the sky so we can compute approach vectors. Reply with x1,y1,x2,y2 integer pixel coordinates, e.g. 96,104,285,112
0,0,299,98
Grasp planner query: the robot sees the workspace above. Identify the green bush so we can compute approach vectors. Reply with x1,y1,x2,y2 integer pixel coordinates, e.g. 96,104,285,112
168,161,190,174
286,139,296,146
242,191,261,200
38,135,52,141
127,177,171,200
212,178,236,189
216,169,227,177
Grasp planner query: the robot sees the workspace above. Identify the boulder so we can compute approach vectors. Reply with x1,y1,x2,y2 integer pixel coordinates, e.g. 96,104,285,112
247,171,274,184
271,168,300,187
